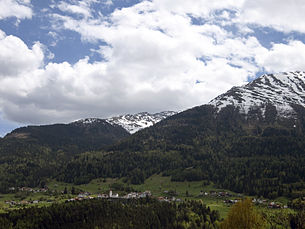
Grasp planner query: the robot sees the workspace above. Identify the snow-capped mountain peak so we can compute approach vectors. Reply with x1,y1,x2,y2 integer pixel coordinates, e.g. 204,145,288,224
209,71,305,117
71,118,106,126
106,111,177,134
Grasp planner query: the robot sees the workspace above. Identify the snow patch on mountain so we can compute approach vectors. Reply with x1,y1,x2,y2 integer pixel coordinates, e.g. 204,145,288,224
209,71,305,117
71,118,107,126
106,111,177,134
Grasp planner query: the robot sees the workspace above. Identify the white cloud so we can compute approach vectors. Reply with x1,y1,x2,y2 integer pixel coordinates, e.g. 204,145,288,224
0,0,32,20
0,28,255,124
57,1,93,19
104,0,113,6
0,31,43,77
256,40,305,72
152,0,243,18
238,0,305,33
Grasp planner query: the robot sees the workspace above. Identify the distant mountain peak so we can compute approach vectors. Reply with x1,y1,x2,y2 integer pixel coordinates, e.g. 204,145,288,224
70,111,177,134
209,71,305,118
71,118,106,126
106,111,177,134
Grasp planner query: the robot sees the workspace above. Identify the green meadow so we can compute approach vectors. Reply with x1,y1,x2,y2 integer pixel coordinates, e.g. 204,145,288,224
0,174,295,221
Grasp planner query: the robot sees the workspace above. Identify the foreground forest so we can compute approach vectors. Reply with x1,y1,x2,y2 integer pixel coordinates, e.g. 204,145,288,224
0,198,220,229
0,197,304,229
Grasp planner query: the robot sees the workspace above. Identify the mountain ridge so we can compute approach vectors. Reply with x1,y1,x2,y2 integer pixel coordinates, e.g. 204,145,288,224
5,119,130,152
209,71,305,118
5,110,178,141
106,111,178,133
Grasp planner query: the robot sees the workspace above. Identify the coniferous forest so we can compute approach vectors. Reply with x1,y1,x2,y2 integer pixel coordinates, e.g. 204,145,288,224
0,198,220,229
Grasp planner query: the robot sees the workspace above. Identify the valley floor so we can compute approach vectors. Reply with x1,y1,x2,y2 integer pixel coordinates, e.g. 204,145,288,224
0,174,299,228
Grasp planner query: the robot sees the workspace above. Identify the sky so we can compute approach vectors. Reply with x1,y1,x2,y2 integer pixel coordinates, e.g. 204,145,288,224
1,0,305,136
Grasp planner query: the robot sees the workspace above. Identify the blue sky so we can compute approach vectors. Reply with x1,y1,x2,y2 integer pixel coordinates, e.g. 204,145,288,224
1,0,305,136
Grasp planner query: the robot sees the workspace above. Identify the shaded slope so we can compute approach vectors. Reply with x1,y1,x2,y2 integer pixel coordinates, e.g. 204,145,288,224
5,118,130,152
0,119,130,192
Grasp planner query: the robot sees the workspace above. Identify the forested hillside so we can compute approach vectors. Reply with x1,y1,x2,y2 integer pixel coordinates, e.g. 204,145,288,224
60,104,305,198
0,120,130,192
5,119,129,152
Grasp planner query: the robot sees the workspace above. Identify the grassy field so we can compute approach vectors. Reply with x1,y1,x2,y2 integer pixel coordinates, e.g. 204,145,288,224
0,174,295,220
46,175,243,218
47,177,119,193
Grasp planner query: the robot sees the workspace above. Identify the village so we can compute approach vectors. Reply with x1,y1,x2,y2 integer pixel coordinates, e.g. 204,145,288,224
66,190,153,202
3,186,289,210
4,188,159,207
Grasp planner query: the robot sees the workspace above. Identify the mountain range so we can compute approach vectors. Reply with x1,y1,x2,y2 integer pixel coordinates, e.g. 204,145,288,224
3,111,177,152
1,71,305,199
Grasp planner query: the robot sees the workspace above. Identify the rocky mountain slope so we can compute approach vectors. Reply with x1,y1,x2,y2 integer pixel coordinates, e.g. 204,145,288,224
209,71,305,118
106,111,177,133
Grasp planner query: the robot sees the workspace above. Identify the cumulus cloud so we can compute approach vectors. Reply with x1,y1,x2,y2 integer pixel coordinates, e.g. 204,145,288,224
256,40,305,72
0,31,43,77
0,26,257,124
0,0,32,20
